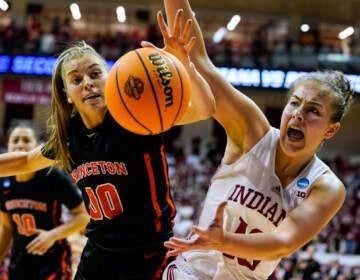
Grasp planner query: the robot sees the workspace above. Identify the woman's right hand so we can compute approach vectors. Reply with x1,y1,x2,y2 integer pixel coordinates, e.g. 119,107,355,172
164,202,228,257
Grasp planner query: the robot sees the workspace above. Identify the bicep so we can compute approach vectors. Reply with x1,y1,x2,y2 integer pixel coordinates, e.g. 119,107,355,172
199,64,269,150
274,180,345,253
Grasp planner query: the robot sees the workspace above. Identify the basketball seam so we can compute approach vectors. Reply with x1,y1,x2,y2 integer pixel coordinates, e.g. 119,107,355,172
134,49,163,133
114,61,152,134
161,52,184,127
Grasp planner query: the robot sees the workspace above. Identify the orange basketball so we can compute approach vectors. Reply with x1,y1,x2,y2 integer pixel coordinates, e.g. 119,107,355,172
105,47,192,135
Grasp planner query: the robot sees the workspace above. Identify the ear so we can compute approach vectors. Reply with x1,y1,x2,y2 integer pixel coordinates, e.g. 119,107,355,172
324,122,340,139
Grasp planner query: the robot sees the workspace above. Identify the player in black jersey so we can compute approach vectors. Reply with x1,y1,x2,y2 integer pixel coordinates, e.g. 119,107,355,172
0,124,89,280
0,11,215,280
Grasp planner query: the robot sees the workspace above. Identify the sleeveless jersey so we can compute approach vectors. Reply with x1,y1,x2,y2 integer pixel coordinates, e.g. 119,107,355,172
179,127,329,280
0,168,82,250
62,112,175,251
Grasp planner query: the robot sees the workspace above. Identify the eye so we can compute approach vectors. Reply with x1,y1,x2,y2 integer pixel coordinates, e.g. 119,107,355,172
90,70,102,79
309,107,319,114
71,76,82,85
289,100,299,106
22,137,31,143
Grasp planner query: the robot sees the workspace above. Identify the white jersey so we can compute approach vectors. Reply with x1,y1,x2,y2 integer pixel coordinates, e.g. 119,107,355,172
164,127,329,280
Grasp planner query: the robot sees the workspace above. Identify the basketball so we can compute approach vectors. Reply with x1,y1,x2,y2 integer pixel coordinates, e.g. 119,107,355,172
105,47,192,135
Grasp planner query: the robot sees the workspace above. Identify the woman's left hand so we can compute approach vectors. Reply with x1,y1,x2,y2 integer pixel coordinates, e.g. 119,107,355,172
141,9,196,69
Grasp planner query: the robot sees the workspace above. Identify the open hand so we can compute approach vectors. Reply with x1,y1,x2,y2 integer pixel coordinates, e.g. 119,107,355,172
141,9,196,70
26,229,56,255
164,202,227,257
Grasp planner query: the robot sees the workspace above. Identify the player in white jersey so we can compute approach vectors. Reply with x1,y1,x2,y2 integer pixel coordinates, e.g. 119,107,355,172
164,127,332,279
150,1,356,279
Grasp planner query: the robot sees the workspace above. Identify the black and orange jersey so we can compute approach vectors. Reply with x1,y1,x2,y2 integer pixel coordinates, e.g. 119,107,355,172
0,168,83,250
62,112,176,251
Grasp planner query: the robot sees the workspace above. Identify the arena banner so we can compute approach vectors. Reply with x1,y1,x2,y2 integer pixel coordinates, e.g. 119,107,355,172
2,78,52,105
0,54,359,93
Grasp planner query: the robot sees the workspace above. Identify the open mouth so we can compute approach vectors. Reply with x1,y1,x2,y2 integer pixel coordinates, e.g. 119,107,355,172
84,94,101,101
287,127,304,141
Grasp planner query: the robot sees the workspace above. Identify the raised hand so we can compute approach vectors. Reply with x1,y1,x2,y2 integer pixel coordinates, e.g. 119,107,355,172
164,202,228,257
141,9,196,69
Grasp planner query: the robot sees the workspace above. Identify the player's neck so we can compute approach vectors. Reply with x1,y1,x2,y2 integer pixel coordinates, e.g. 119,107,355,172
275,148,314,186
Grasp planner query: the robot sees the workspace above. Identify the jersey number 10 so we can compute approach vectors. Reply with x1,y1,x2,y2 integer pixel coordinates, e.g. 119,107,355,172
85,183,123,220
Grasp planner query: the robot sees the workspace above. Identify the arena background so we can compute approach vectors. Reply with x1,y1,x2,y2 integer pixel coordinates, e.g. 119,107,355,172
0,0,359,279
0,0,359,158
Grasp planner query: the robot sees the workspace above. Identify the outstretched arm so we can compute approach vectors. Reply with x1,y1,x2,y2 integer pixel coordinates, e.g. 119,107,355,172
0,145,53,177
143,9,215,124
165,173,345,260
163,0,270,157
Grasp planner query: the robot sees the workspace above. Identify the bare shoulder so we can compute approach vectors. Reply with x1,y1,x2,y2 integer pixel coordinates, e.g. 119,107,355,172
311,170,346,205
315,170,345,190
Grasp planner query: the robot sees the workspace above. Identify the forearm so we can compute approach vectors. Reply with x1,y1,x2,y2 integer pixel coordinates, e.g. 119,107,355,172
222,231,294,261
49,212,89,242
162,0,243,122
0,147,53,176
177,65,215,124
0,152,29,176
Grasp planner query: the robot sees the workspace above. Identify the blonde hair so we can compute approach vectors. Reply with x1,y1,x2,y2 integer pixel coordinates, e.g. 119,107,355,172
42,41,108,171
288,70,354,123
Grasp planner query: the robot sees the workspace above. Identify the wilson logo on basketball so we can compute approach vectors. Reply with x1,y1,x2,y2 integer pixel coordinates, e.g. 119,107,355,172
124,75,144,100
148,52,174,108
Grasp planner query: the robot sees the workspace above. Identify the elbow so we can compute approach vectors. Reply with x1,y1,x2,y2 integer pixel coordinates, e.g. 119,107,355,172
200,83,217,120
188,95,216,122
268,248,295,261
268,237,300,261
84,213,90,222
198,103,216,121
80,213,90,226
209,96,217,115
202,97,216,120
254,232,299,261
77,214,90,232
73,208,90,229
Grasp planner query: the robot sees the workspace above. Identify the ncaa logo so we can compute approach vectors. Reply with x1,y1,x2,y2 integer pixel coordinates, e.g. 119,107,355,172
297,178,309,189
2,179,11,189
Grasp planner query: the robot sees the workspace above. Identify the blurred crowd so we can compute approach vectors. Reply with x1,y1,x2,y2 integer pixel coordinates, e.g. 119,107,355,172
1,13,360,280
1,15,360,73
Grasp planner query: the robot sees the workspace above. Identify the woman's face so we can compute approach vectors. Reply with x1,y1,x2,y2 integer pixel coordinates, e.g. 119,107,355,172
279,82,340,157
63,54,108,122
8,127,37,152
